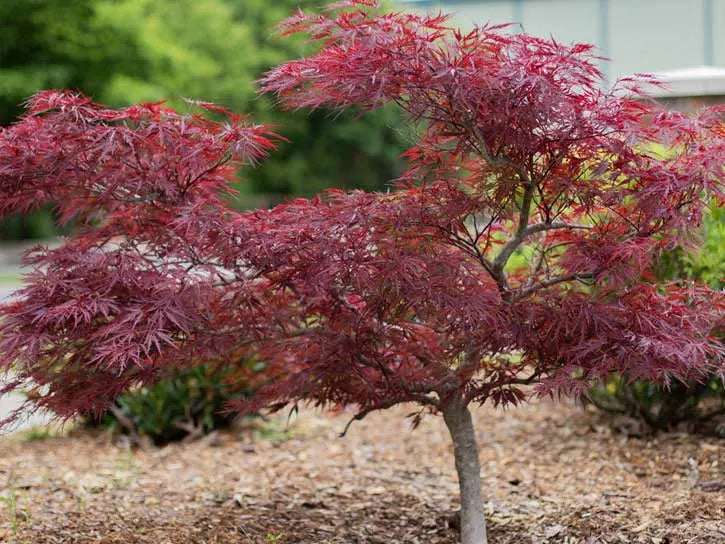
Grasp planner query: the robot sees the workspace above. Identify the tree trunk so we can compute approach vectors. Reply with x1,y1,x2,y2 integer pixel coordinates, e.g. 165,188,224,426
443,401,488,544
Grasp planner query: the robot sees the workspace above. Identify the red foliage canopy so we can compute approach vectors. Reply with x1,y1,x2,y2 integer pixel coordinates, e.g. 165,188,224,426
1,1,724,426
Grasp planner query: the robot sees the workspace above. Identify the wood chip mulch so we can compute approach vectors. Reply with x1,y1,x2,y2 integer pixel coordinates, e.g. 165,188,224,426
1,400,724,543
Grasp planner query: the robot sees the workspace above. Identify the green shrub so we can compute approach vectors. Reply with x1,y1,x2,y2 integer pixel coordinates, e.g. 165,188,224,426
589,205,725,432
90,366,251,445
589,375,725,431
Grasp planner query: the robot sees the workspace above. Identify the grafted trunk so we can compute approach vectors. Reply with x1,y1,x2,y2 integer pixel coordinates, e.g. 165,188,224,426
443,401,487,544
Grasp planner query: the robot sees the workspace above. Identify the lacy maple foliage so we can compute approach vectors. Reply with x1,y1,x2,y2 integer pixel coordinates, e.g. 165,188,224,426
1,1,724,429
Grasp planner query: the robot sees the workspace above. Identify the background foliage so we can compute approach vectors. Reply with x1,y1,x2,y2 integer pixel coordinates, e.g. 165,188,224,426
0,0,406,438
0,0,407,238
653,205,725,289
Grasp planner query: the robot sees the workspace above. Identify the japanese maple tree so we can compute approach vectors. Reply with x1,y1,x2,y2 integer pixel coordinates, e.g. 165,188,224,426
1,2,725,542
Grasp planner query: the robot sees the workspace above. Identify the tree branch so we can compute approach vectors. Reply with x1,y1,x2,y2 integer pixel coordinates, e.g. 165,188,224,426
493,220,592,286
515,272,596,299
339,394,439,437
525,221,593,235
491,181,535,284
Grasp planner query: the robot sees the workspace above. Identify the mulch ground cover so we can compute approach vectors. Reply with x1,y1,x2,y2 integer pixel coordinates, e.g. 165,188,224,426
1,400,724,543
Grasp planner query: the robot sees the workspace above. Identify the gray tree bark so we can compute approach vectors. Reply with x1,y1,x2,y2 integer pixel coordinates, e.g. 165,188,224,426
443,401,488,544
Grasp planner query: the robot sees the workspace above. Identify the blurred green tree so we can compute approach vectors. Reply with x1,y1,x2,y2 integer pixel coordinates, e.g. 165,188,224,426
0,0,117,238
0,1,104,125
0,0,407,237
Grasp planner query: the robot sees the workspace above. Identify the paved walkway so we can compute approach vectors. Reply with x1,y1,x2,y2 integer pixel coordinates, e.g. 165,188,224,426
0,284,20,301
0,242,54,433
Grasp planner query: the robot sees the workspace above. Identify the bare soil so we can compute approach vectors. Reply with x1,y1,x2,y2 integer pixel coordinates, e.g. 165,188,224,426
1,400,724,543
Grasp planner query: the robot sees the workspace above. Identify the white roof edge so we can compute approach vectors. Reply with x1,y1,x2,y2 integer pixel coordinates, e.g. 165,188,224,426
644,65,725,98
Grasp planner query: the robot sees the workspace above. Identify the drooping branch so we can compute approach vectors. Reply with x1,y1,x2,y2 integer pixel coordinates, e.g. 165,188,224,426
340,393,440,437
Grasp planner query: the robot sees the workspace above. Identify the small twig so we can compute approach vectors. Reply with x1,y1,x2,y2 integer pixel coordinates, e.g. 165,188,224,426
515,272,597,299
176,419,205,443
108,404,148,449
340,407,376,438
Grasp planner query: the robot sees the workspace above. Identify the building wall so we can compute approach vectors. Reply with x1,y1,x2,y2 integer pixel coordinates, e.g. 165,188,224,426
715,0,725,65
398,0,724,82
